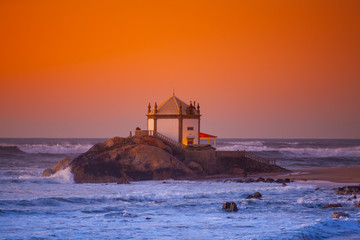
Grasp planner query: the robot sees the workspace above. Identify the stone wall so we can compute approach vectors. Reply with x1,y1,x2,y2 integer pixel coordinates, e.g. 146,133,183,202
184,145,217,174
185,148,286,176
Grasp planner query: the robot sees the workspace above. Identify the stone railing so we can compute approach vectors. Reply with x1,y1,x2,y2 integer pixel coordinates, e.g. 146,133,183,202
244,152,276,166
153,131,186,152
135,130,185,152
216,150,276,166
216,151,246,158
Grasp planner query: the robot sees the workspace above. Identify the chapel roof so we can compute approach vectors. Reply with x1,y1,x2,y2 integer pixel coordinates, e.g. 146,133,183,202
148,95,200,116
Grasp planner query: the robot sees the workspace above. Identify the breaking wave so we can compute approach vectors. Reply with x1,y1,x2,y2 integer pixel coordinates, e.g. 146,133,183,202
47,168,74,183
0,146,26,154
0,143,93,154
18,143,93,154
217,141,360,158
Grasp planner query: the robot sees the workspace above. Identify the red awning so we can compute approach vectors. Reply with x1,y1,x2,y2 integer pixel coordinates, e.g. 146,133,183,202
200,132,217,138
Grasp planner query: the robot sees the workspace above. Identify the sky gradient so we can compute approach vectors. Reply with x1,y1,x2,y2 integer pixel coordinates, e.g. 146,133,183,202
1,0,359,138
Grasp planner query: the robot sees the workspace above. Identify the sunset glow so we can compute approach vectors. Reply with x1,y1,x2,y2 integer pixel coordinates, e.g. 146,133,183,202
1,0,359,138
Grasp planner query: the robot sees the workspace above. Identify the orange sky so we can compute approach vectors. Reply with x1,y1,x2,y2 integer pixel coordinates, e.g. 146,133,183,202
0,0,359,138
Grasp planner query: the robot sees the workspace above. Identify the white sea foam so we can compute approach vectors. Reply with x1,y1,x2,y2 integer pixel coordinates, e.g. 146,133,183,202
2,175,359,239
2,138,359,239
217,144,270,152
49,167,74,183
12,143,93,154
217,143,360,158
225,141,264,146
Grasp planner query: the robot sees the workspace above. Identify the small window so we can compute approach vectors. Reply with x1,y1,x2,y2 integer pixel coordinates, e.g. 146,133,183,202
187,127,194,131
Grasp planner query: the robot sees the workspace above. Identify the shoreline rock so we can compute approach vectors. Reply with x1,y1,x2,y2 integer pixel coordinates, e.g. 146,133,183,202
222,202,238,212
70,136,194,183
334,186,360,195
42,157,72,177
331,212,349,218
246,192,262,199
41,135,290,184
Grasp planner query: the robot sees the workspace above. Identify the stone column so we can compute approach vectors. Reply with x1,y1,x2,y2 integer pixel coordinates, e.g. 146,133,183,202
197,117,200,144
178,116,183,143
154,118,157,132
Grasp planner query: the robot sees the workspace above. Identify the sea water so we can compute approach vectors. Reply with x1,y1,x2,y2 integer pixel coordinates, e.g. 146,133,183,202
0,138,359,239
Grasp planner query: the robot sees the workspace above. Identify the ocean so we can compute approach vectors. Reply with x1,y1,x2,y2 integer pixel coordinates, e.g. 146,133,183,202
0,138,359,239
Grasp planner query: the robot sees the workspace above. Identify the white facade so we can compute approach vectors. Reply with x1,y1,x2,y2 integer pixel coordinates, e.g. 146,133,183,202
146,95,201,145
182,118,199,145
147,119,154,131
157,119,179,142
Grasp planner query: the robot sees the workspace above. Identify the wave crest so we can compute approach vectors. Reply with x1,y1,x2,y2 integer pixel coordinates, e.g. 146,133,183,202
48,168,74,183
217,141,360,158
0,143,93,154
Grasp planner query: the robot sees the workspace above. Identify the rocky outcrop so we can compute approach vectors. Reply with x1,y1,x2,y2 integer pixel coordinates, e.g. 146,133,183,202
334,186,360,195
42,157,72,177
331,212,349,218
186,161,204,173
255,177,265,182
70,136,193,183
222,202,238,212
42,135,290,183
233,178,291,184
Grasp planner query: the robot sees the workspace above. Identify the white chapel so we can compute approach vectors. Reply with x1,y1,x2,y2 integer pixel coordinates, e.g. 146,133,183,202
147,94,201,145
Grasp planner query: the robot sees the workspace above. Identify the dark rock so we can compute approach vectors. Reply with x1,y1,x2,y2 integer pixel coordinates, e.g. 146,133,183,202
145,217,151,220
222,202,238,212
347,195,357,201
315,187,320,191
331,212,349,218
186,161,204,173
41,168,55,177
282,183,287,187
116,178,130,184
247,192,262,199
41,157,72,177
334,186,360,195
275,179,284,183
52,157,72,172
255,177,265,182
354,201,360,207
284,178,291,183
265,178,274,183
245,179,255,183
233,179,244,183
323,204,342,209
